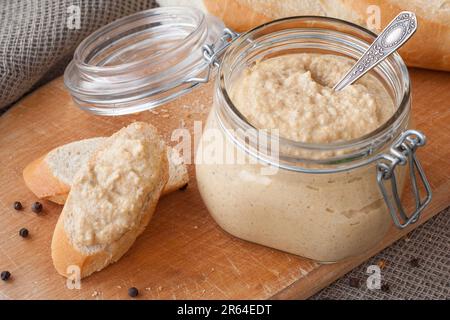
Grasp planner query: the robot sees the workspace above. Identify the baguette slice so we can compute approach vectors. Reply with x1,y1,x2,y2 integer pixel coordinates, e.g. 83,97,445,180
23,138,188,205
52,122,169,279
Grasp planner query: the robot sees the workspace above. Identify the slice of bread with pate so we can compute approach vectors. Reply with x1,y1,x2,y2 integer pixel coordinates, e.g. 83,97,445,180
51,122,168,278
23,137,188,205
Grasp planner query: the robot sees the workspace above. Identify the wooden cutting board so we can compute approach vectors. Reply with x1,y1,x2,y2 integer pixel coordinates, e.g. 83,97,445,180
0,69,449,300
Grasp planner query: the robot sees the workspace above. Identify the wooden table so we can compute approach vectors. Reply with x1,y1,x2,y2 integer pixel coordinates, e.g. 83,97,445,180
0,69,449,300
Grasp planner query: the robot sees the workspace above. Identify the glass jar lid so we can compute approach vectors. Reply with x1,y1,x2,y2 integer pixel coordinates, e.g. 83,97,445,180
64,7,224,115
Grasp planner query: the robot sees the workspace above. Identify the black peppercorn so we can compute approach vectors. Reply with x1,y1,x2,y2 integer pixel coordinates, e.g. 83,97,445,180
13,201,23,211
128,287,139,297
179,183,188,191
31,202,43,213
1,271,11,281
19,228,29,238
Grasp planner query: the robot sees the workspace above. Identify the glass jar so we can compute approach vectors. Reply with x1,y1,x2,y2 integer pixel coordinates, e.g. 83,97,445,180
65,8,432,263
196,16,432,262
64,6,224,115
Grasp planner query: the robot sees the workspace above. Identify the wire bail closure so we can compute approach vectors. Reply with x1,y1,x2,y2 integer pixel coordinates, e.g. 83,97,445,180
185,28,240,85
377,130,432,229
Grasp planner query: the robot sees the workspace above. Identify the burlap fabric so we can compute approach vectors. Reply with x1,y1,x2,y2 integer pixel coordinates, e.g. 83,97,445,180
0,0,157,112
0,0,448,300
312,207,450,300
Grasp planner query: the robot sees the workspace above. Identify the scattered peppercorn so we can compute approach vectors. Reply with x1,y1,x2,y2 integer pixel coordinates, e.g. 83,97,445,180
381,284,390,293
179,183,188,191
409,258,420,268
13,201,23,211
19,228,29,238
31,202,43,214
348,277,361,288
128,287,139,297
1,271,11,281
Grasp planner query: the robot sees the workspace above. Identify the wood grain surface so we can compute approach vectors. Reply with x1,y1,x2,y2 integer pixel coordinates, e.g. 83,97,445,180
0,69,449,300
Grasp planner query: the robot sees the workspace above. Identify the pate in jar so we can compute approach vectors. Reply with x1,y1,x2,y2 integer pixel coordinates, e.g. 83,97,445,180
195,16,432,262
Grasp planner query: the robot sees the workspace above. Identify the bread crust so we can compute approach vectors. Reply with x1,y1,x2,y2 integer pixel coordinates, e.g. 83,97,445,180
203,0,270,32
339,0,450,71
23,156,70,201
203,0,450,71
51,214,110,278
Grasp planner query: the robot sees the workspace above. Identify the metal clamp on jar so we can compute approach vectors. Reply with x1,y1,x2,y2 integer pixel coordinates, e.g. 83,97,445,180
377,130,432,229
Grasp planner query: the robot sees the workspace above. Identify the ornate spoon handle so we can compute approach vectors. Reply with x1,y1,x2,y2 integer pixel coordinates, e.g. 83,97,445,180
333,11,417,91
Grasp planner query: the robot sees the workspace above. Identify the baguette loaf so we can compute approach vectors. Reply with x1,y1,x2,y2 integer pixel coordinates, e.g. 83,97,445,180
202,0,450,71
157,0,207,11
51,122,168,278
23,137,188,205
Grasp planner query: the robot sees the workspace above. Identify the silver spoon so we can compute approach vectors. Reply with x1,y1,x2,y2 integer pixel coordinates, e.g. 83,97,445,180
333,11,418,91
